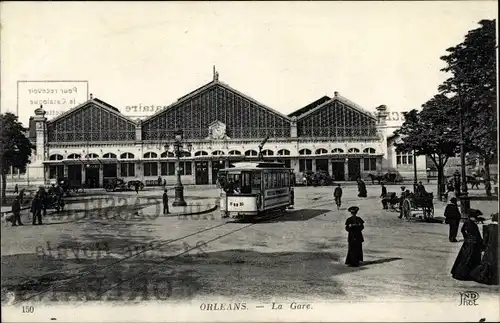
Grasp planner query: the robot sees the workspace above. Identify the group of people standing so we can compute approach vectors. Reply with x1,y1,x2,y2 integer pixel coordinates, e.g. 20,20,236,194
9,184,65,226
449,210,498,285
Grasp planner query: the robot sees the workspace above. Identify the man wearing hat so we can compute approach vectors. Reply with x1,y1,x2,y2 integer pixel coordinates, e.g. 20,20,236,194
444,197,461,242
10,196,23,226
345,206,365,267
398,186,406,219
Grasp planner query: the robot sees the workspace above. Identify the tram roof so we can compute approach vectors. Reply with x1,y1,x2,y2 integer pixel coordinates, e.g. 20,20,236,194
224,161,289,170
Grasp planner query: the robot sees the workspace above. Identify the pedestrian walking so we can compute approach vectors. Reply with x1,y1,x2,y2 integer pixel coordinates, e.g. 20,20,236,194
14,184,19,194
345,206,364,267
357,178,367,198
333,184,342,210
135,182,139,194
451,212,483,281
163,179,167,188
31,193,43,225
163,189,170,215
11,196,23,226
444,197,461,242
380,183,388,210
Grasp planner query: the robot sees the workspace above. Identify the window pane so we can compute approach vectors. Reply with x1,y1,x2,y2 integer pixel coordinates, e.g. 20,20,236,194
299,160,305,172
151,163,158,176
402,156,407,164
185,162,192,175
168,162,175,176
408,156,413,164
370,158,377,170
161,162,168,176
129,163,135,177
364,159,369,171
396,156,401,165
306,159,313,171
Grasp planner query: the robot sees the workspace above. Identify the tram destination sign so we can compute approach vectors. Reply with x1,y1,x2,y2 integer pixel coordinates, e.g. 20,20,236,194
17,80,89,125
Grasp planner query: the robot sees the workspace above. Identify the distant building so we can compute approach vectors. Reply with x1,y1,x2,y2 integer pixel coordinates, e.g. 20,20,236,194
6,72,429,188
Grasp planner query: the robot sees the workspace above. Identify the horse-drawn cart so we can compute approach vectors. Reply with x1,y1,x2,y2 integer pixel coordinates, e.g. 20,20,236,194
401,192,434,220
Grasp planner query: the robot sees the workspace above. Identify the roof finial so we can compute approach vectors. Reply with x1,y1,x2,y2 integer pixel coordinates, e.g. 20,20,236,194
213,65,219,81
89,93,93,100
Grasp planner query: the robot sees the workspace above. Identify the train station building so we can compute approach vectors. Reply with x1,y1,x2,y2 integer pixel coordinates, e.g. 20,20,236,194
12,72,429,188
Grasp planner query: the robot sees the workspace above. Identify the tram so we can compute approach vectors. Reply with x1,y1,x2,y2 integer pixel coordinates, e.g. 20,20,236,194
218,161,294,221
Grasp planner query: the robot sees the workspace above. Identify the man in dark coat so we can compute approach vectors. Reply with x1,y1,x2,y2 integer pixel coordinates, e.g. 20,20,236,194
334,184,342,210
162,189,170,215
451,212,483,281
135,182,139,194
11,196,23,226
14,184,19,194
380,184,388,209
398,186,406,219
444,197,461,242
357,179,367,198
345,206,365,267
31,193,43,225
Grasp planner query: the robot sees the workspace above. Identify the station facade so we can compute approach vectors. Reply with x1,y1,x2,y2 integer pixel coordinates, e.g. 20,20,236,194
17,73,426,188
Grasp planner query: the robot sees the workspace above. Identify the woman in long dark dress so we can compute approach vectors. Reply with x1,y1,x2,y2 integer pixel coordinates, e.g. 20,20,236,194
345,206,365,267
471,214,498,285
357,179,367,198
451,213,483,281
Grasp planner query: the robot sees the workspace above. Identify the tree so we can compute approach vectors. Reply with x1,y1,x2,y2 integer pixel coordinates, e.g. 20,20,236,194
394,95,460,199
439,19,497,193
0,113,34,201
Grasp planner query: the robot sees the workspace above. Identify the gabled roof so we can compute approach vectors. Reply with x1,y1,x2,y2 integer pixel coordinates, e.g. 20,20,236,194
142,79,292,124
294,94,377,122
46,98,137,126
288,96,331,118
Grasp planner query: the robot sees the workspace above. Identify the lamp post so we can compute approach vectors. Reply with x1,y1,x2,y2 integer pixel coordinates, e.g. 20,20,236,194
457,80,470,216
164,129,192,207
413,151,417,192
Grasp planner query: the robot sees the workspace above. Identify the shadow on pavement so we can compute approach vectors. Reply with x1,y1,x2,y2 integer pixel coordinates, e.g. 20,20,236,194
2,249,366,303
265,209,330,222
361,257,402,266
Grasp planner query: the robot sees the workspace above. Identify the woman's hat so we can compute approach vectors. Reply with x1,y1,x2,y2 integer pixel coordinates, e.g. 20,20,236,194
348,206,359,213
450,197,457,203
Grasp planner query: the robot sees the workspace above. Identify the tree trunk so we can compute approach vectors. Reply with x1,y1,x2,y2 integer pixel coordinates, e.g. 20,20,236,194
1,172,6,204
437,167,445,201
484,158,492,196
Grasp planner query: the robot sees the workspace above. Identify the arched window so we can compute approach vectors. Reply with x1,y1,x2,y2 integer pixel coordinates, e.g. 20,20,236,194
299,149,312,155
277,149,290,156
103,153,117,158
348,148,360,153
316,148,328,155
180,151,191,157
194,151,208,156
245,150,258,156
144,152,158,158
212,150,225,156
332,148,344,154
262,149,274,156
86,153,99,159
67,154,81,159
120,152,135,159
49,154,64,161
228,150,242,155
363,148,376,154
161,151,175,158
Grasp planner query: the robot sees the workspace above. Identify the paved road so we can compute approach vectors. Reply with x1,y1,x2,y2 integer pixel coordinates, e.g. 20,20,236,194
1,185,498,304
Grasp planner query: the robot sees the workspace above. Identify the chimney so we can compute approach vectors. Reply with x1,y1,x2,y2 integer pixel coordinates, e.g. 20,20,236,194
89,93,93,100
334,91,339,97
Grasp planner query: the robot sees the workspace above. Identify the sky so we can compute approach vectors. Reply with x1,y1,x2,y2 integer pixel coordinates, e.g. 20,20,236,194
0,1,497,129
